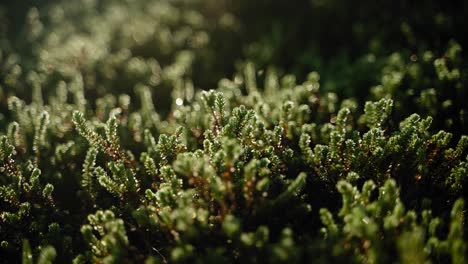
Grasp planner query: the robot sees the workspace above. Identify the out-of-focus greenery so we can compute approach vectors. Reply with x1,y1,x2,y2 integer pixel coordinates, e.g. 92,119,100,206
0,0,467,263
0,0,239,115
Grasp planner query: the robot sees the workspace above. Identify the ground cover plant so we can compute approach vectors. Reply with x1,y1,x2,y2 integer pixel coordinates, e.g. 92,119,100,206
0,0,467,263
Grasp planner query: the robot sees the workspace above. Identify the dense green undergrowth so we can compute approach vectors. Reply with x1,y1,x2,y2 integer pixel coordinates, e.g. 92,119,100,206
0,0,467,263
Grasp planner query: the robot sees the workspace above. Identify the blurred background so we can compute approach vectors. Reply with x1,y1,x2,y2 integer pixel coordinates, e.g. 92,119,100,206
1,0,468,132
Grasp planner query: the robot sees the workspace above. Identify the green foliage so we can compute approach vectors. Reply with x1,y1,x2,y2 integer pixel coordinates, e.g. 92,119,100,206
77,210,129,263
0,0,467,263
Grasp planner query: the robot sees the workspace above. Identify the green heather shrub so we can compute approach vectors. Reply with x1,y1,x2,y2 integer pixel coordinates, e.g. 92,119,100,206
0,0,467,263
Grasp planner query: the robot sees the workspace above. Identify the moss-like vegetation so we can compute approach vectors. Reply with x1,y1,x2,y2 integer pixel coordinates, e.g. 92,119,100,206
0,0,467,263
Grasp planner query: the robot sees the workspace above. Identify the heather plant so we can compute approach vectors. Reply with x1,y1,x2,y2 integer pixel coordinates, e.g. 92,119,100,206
1,64,467,262
0,0,467,263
